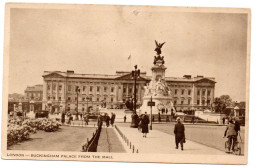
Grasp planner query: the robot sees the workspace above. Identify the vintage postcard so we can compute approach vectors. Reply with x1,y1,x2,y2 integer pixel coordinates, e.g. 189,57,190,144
1,3,250,164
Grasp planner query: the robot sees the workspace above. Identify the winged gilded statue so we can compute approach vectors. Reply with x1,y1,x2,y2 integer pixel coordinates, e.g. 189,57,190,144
154,40,166,55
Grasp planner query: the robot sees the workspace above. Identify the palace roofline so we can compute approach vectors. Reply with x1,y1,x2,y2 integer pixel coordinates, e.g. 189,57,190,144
43,70,215,83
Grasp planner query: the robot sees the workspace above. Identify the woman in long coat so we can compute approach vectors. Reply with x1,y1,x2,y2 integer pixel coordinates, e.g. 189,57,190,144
141,112,150,138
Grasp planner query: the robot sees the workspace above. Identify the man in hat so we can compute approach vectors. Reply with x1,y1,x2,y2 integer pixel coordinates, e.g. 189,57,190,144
174,117,185,150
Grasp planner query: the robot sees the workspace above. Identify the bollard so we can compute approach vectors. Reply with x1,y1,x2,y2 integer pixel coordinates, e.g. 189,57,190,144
130,142,131,149
136,149,139,153
133,145,135,153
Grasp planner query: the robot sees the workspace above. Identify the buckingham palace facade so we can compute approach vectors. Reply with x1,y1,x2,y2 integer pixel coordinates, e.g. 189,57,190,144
42,70,215,113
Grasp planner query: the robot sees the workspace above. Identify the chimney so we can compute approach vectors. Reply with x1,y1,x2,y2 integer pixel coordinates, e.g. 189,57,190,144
67,70,74,75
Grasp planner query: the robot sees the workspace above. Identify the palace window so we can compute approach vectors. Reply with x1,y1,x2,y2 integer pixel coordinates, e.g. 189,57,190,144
197,100,200,105
123,88,126,93
67,107,70,111
97,86,100,92
59,85,62,91
111,87,114,92
68,85,71,92
58,97,61,101
197,90,200,95
53,84,56,90
175,89,178,94
104,87,107,92
83,86,86,92
68,97,71,101
181,100,184,105
111,97,114,102
129,88,132,93
181,89,184,95
90,86,93,92
207,90,211,96
97,97,100,102
202,100,205,105
82,97,85,101
82,107,85,111
188,90,191,95
174,100,177,105
47,85,50,90
188,99,191,104
202,90,206,96
207,100,211,105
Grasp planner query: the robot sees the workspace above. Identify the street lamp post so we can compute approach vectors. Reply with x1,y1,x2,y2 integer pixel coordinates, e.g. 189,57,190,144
75,86,80,120
130,65,140,128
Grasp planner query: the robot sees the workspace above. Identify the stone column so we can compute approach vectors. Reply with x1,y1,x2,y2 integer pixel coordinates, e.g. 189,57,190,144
200,88,202,106
191,84,195,107
56,81,59,101
126,84,129,97
42,80,47,110
118,83,123,102
205,88,208,106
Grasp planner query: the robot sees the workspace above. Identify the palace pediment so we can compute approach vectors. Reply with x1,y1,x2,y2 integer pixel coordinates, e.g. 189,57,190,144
115,73,147,81
195,78,216,84
42,72,65,78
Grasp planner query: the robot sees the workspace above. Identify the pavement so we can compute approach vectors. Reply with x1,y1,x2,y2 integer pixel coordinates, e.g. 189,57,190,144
115,124,226,155
97,127,126,153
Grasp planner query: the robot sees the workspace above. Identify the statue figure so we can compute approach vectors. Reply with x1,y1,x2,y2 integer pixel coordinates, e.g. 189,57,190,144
154,40,166,55
154,40,166,65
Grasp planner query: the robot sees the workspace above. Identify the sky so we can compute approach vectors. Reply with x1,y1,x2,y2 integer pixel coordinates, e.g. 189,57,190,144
8,5,249,101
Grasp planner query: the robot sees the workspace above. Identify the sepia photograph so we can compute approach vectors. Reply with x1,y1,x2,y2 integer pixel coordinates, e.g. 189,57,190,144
1,3,250,164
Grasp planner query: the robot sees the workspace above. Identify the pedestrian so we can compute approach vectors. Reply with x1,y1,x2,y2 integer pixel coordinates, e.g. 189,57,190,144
223,117,226,125
105,114,110,127
123,115,126,123
110,112,116,127
97,114,103,127
79,112,83,120
234,117,241,138
141,112,150,138
61,112,65,125
191,116,195,124
166,116,169,122
174,117,185,150
158,112,161,123
84,113,89,125
224,119,237,152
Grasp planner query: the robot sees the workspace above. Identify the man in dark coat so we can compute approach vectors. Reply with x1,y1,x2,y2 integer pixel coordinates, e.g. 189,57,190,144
174,117,185,150
105,114,110,127
141,112,150,138
110,113,116,127
61,112,65,125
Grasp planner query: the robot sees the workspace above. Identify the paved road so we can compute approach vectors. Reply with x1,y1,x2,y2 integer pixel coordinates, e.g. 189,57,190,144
115,123,226,155
8,126,96,152
152,123,245,155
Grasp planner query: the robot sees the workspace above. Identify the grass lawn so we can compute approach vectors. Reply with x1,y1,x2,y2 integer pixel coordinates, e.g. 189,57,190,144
8,126,96,152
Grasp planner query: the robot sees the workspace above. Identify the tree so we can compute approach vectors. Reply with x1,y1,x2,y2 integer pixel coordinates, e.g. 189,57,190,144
214,95,233,113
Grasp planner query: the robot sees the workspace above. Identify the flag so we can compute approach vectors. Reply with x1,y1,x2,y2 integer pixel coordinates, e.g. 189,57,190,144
128,54,131,60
